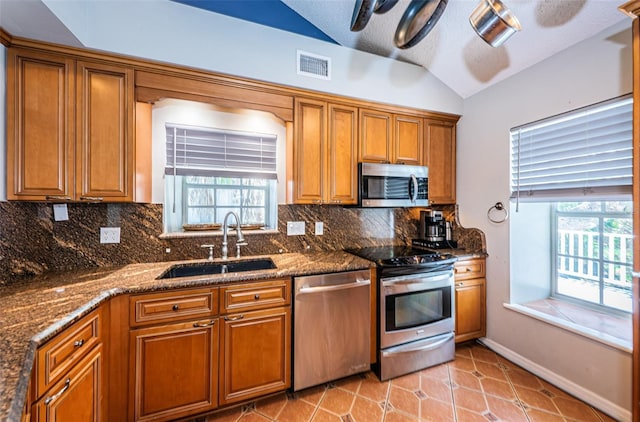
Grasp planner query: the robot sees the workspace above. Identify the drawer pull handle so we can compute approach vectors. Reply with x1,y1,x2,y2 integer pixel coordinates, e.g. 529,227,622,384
456,282,464,287
45,195,72,201
193,320,216,328
466,268,472,272
254,294,260,300
73,339,84,348
44,378,71,405
172,304,179,311
224,315,244,322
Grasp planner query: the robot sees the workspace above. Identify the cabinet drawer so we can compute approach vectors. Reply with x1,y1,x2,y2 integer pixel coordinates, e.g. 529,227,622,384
455,277,485,288
454,258,485,280
220,279,291,314
130,288,219,327
35,308,102,399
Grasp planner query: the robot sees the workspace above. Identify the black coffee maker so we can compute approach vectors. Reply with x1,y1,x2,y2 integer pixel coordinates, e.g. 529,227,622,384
415,209,457,249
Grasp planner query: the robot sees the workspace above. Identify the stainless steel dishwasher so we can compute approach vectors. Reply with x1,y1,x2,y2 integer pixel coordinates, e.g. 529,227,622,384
293,270,371,391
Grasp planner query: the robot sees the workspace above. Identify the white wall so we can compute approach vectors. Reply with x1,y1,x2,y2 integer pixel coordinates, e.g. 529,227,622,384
457,19,633,417
42,0,463,115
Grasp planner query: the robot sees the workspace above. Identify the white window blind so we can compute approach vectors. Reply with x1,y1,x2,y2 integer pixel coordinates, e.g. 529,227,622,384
510,95,633,202
165,124,277,179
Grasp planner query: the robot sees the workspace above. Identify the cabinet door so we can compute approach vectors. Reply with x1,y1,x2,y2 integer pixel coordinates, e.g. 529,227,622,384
130,319,219,421
76,60,134,201
327,104,358,205
359,109,392,163
6,49,74,201
425,119,456,204
32,344,103,422
455,278,486,343
219,307,291,406
393,114,423,165
293,98,326,204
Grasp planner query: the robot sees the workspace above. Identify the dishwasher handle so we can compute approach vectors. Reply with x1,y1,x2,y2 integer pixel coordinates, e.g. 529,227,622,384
297,278,370,295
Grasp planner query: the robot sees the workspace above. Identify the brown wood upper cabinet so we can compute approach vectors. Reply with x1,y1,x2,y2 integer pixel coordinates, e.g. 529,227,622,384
359,109,423,165
292,98,358,205
424,118,456,204
6,48,141,202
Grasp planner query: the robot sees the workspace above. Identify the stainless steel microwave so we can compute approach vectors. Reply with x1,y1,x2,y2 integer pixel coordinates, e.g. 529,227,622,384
357,162,428,207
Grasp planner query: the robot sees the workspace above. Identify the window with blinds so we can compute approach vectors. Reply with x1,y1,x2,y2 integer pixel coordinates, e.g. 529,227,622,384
163,124,279,233
510,95,633,202
165,124,278,178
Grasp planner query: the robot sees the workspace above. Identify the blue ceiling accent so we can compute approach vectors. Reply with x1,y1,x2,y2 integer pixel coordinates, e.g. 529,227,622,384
171,0,338,44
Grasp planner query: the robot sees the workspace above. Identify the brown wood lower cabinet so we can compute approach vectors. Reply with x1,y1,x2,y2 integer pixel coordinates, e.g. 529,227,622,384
454,258,487,343
129,319,219,422
32,344,103,422
219,307,291,406
126,279,291,421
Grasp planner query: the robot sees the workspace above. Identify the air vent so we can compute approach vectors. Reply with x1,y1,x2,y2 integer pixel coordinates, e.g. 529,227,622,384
297,50,331,80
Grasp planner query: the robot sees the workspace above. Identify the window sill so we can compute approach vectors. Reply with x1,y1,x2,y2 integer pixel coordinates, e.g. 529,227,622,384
159,229,280,239
503,300,632,353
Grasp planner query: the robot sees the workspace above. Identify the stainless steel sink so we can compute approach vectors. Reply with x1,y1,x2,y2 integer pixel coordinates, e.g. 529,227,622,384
158,258,276,279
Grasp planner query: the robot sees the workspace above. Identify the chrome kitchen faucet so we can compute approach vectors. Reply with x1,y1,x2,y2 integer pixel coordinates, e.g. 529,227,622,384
221,211,248,259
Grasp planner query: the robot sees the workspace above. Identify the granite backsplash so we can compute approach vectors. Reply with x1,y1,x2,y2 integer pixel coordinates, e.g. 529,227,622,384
0,202,484,285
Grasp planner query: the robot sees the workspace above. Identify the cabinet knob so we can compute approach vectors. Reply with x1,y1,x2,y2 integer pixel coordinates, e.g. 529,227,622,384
254,294,260,300
73,339,84,348
456,282,464,287
172,304,179,311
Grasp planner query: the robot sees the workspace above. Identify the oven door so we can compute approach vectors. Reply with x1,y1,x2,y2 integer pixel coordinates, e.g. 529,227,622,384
380,270,454,349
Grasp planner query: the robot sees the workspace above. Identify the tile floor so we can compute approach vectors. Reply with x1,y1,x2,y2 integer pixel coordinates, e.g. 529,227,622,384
196,342,616,422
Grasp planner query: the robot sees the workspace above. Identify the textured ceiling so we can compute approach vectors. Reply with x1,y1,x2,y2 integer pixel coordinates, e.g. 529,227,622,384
0,0,630,99
279,0,629,98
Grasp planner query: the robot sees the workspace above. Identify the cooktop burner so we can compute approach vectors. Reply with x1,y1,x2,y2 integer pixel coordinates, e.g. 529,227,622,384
346,245,454,268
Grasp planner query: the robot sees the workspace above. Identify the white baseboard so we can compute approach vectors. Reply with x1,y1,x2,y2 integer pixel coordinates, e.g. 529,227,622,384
478,337,631,422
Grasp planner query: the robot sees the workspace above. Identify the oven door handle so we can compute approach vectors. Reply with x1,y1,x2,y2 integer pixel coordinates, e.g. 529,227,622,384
380,332,454,357
298,279,371,294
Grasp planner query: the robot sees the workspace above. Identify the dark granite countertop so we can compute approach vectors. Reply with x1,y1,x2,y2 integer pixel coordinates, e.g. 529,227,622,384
440,248,488,260
0,251,375,422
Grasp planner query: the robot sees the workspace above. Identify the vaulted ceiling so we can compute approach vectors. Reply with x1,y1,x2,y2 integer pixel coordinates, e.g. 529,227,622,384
0,0,630,98
174,0,629,98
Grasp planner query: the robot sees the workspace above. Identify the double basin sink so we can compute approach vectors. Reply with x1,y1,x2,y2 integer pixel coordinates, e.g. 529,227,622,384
158,258,277,279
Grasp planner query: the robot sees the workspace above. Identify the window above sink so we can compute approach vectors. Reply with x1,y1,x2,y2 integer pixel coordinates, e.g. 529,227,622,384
151,99,287,235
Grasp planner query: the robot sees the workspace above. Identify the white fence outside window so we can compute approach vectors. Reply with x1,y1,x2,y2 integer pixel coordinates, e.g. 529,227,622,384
556,229,632,312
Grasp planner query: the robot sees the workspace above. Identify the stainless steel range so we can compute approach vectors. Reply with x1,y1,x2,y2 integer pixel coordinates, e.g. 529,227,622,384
347,245,457,381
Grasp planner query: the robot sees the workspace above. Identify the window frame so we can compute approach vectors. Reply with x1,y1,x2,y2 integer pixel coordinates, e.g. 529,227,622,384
181,176,272,227
551,201,632,315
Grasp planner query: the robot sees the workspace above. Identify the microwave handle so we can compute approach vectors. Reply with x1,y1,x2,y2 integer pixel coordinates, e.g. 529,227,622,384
410,174,418,203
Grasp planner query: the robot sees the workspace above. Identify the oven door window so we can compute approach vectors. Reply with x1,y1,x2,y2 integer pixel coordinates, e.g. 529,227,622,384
385,287,451,331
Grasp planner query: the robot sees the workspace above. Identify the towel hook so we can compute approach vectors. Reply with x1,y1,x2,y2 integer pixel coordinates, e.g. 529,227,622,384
488,202,509,223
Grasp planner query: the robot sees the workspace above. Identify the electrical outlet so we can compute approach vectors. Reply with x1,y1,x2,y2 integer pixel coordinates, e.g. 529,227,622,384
287,221,305,236
315,222,324,236
100,227,121,244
